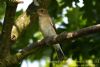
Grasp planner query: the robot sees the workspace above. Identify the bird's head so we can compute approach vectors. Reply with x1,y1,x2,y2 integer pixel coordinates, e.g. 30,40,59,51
37,8,48,16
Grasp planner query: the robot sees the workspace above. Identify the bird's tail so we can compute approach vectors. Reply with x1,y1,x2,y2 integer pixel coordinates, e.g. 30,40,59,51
53,44,65,61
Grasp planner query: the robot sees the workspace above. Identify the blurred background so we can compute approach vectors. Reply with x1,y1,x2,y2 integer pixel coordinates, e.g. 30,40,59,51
0,0,100,67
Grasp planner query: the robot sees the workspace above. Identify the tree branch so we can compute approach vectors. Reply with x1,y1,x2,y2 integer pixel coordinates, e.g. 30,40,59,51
0,1,23,67
17,24,100,57
0,0,22,59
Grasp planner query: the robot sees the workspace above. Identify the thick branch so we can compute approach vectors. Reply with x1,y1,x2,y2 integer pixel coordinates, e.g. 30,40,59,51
0,1,24,67
17,24,100,57
0,1,22,58
0,3,17,59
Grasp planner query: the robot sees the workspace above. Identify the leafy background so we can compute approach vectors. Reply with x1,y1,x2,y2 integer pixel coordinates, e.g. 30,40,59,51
0,0,100,67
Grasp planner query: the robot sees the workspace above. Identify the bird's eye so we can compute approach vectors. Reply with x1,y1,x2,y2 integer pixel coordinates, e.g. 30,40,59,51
40,9,44,13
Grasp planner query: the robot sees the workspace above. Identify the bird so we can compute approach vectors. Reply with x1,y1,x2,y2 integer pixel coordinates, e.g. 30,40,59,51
37,8,65,60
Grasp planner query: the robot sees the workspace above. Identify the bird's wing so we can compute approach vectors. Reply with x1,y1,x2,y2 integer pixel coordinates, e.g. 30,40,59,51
49,17,57,33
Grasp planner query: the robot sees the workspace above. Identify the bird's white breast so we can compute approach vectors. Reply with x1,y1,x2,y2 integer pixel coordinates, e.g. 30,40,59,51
39,16,57,37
